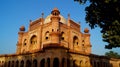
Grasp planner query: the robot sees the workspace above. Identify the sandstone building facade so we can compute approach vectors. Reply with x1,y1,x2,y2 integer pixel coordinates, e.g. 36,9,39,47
0,8,120,67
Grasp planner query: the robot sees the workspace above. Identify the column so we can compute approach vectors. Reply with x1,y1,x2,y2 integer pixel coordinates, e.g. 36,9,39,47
50,58,53,67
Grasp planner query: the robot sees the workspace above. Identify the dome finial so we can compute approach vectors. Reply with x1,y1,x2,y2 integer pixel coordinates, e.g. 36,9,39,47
68,13,70,20
41,13,44,18
53,7,59,11
20,26,25,31
84,28,89,33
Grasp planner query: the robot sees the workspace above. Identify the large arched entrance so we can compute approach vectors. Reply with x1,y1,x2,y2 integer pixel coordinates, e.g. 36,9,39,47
26,60,31,67
8,61,11,67
73,60,76,67
11,61,14,67
40,59,45,67
53,58,59,67
62,58,65,67
47,58,50,67
15,60,19,67
20,60,24,67
67,59,70,67
33,59,37,67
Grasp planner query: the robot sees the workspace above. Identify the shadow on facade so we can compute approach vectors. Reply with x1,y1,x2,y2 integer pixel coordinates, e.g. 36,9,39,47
0,46,116,67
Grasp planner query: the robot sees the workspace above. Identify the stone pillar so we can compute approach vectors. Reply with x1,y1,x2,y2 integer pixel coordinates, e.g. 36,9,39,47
64,59,67,67
50,58,53,67
24,61,26,67
45,59,47,67
38,60,40,67
59,58,62,67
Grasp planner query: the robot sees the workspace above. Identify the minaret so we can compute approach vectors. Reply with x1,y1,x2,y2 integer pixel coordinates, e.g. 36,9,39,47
50,8,61,44
83,28,91,54
16,26,25,54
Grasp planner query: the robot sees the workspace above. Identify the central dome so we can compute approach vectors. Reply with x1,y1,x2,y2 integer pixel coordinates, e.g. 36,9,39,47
44,14,67,24
44,8,67,24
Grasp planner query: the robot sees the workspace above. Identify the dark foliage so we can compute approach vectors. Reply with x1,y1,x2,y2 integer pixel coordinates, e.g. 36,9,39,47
74,0,120,49
105,51,120,59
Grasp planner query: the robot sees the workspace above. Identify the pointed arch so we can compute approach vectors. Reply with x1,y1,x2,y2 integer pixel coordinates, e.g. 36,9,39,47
26,60,31,67
73,36,79,45
30,35,37,45
53,58,59,67
23,39,27,46
33,59,37,67
61,32,65,40
11,61,14,67
47,58,50,67
79,60,83,67
62,58,65,67
15,60,19,67
67,59,70,67
45,31,50,40
40,59,45,67
20,60,24,67
73,60,76,67
8,61,10,67
85,61,88,67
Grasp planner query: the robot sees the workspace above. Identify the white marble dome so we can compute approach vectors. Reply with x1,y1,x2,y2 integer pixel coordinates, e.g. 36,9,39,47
44,14,67,24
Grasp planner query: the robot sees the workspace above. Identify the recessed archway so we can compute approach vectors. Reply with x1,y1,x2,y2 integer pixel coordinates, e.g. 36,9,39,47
47,58,50,67
53,58,59,67
30,35,37,45
61,32,65,40
8,61,10,67
62,58,65,67
45,31,50,40
73,36,79,46
20,60,24,67
33,59,37,67
15,60,19,67
11,61,14,67
40,59,45,67
26,60,31,67
67,59,70,67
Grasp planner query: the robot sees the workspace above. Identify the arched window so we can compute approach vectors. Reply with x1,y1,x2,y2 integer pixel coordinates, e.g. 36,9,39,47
53,58,59,67
33,59,37,67
73,36,79,45
20,60,24,67
15,60,19,67
47,58,50,67
61,32,65,40
45,31,49,40
40,59,45,67
30,35,37,45
23,39,27,46
62,58,65,67
26,60,31,67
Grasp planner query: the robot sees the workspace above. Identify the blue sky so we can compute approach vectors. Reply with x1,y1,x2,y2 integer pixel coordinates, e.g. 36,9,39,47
0,0,120,55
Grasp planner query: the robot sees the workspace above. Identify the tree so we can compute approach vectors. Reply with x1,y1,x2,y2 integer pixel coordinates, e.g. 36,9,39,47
105,51,120,59
74,0,120,49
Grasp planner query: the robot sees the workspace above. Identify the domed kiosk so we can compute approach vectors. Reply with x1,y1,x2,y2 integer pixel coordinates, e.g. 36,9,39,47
44,8,67,24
